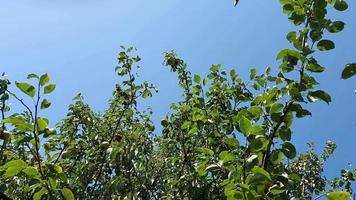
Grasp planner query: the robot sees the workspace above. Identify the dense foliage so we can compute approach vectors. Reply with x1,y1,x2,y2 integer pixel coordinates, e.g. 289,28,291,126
0,0,355,199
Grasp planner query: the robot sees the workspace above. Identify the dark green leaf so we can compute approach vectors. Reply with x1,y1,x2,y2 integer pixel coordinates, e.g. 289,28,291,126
341,63,356,79
328,21,345,33
334,0,348,11
306,63,325,73
282,142,296,159
270,150,284,164
278,128,291,141
310,30,323,42
317,40,335,51
41,99,51,109
308,90,332,104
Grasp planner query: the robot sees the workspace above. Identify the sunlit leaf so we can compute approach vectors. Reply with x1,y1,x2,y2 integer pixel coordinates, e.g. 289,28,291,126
44,84,56,94
326,191,350,200
61,188,75,200
15,82,36,97
40,73,50,86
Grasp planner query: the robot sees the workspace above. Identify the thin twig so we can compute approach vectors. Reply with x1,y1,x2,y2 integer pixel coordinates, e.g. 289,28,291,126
6,89,34,121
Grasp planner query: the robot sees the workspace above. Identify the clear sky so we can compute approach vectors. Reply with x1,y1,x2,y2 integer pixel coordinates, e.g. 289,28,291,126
0,0,355,179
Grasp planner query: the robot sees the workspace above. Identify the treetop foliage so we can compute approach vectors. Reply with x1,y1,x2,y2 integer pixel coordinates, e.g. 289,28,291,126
0,0,355,199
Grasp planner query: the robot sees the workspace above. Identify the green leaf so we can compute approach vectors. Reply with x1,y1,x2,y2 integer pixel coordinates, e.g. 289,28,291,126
310,30,323,42
334,0,348,11
289,173,301,181
41,99,51,109
33,187,48,200
248,106,263,119
328,21,345,33
15,82,36,97
219,151,235,163
2,116,23,125
270,187,286,195
210,64,221,72
4,166,24,177
197,147,214,156
223,138,240,148
194,74,201,83
40,73,50,86
317,40,335,51
239,116,252,135
27,73,39,79
196,162,207,176
282,142,296,159
283,4,294,15
315,0,327,9
252,166,271,180
270,150,284,164
270,103,284,114
49,177,58,189
161,119,169,127
250,68,256,80
277,49,306,65
23,167,40,177
250,125,264,135
341,63,356,79
225,184,243,200
289,12,306,26
124,192,133,200
286,31,297,43
326,191,350,200
306,62,325,73
1,159,27,169
249,137,264,152
230,69,237,80
284,112,293,127
44,84,56,94
61,188,75,200
37,117,48,133
308,90,332,104
2,116,33,132
278,128,291,141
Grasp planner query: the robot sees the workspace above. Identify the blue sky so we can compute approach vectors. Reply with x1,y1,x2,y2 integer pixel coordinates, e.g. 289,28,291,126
1,0,355,179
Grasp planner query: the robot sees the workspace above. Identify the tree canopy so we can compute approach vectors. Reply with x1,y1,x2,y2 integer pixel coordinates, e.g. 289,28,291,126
0,0,355,199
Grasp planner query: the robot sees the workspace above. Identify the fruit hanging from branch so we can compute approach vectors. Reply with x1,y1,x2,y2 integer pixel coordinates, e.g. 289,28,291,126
0,130,10,141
